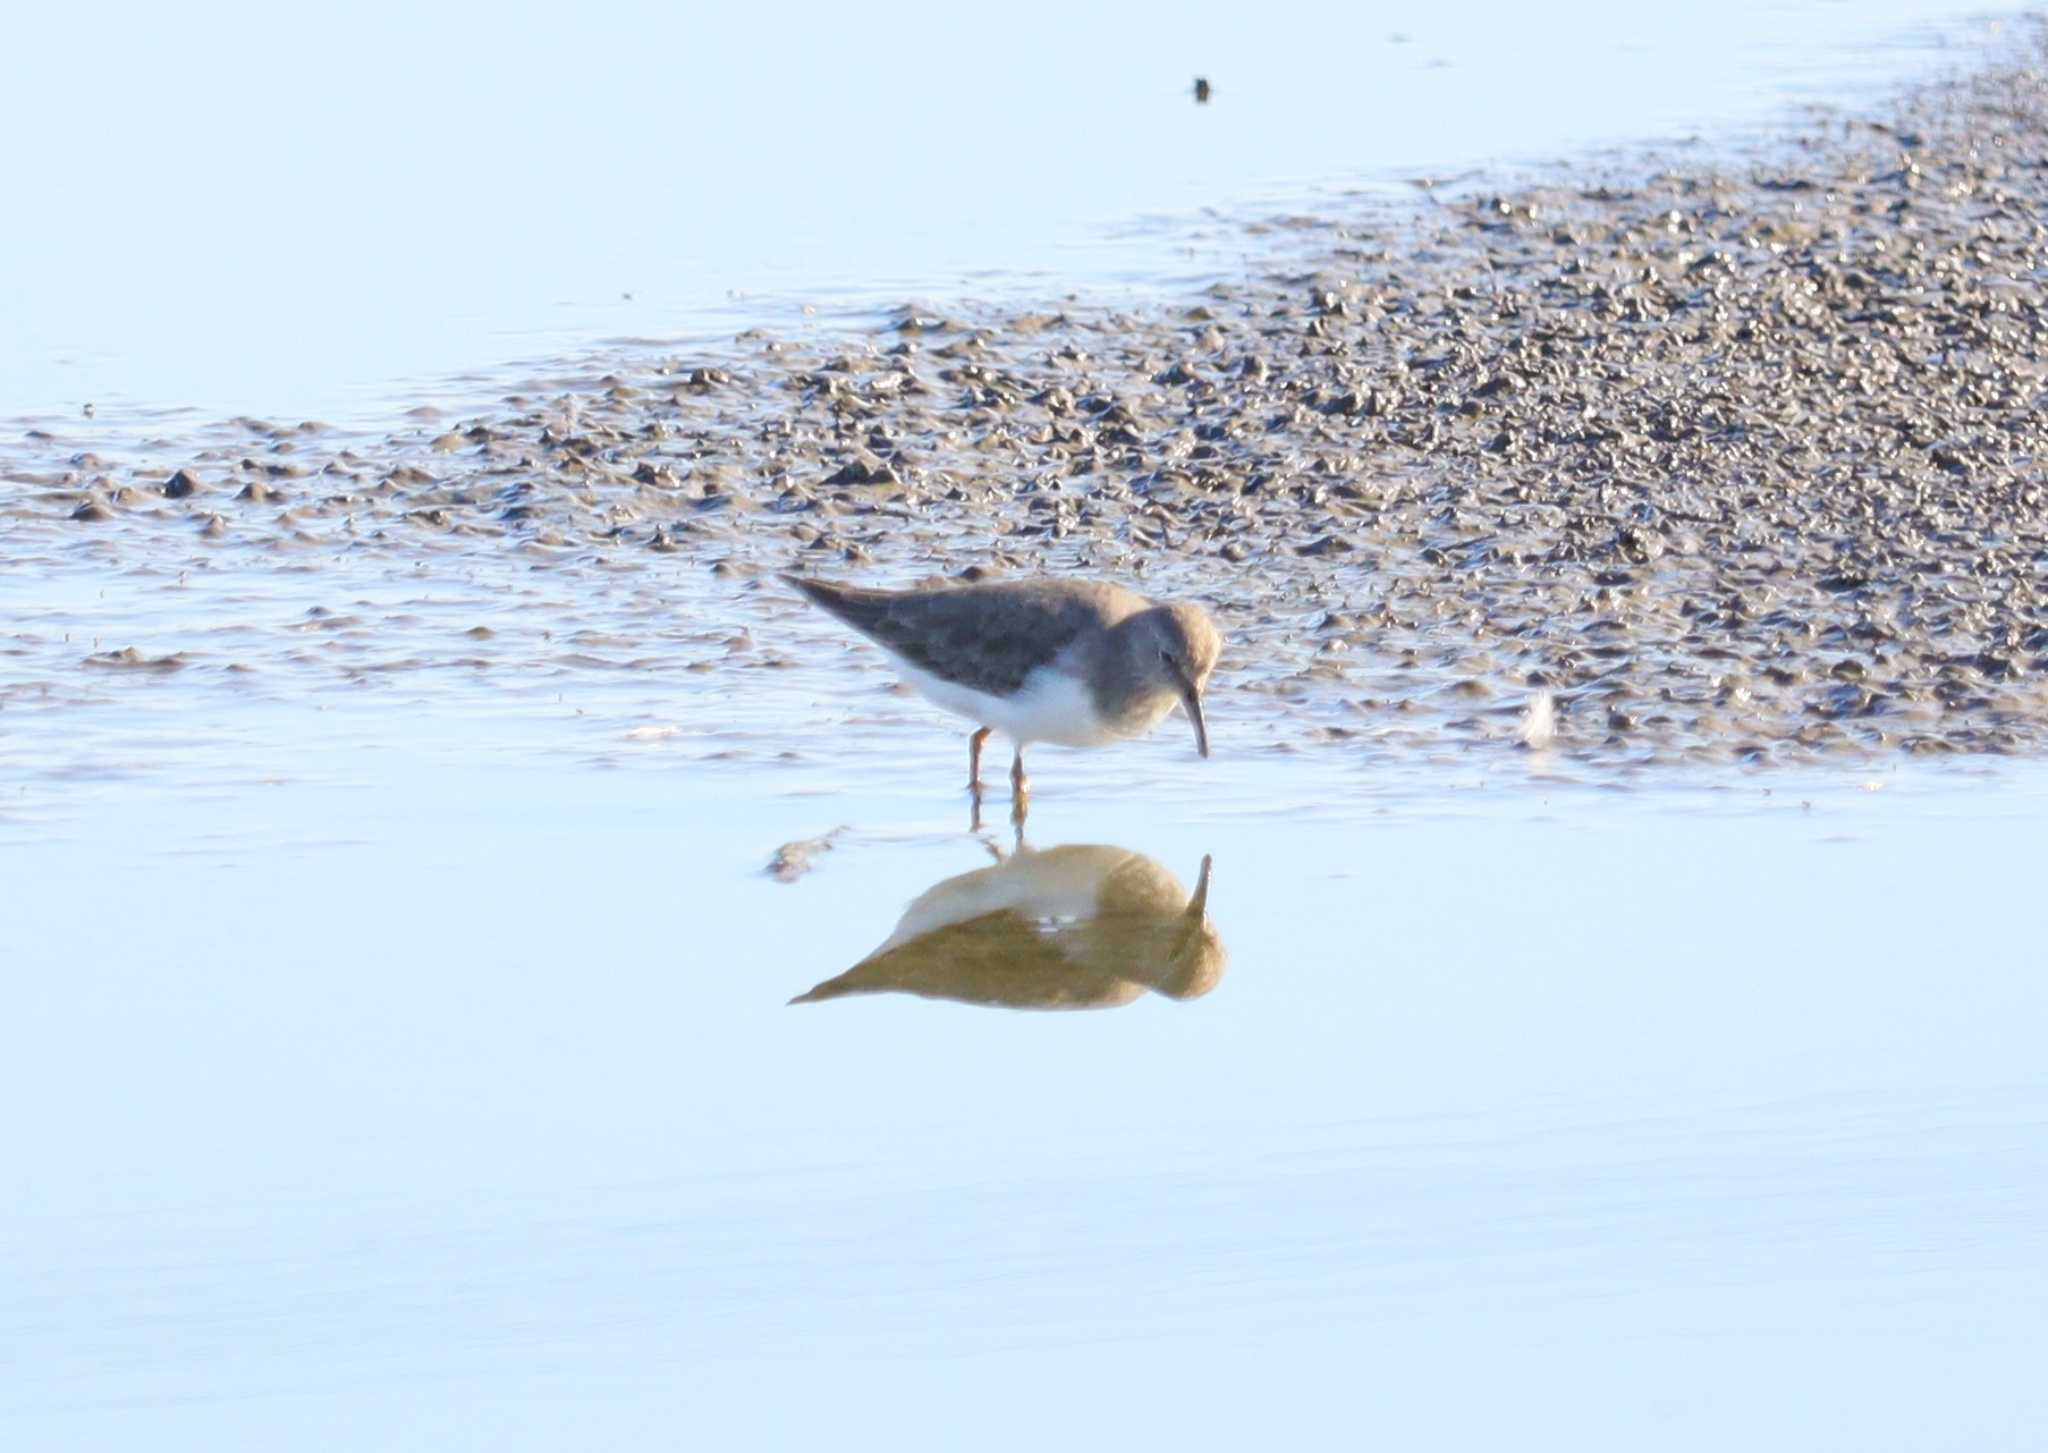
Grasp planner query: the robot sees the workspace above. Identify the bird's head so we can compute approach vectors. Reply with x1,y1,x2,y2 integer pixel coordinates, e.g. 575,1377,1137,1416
1128,602,1222,757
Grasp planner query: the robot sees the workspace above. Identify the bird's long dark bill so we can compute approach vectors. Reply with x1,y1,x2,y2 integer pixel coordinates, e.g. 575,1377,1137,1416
1177,676,1210,758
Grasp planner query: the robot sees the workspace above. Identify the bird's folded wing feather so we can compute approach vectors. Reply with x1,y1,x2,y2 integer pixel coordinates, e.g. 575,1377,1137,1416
786,578,1116,695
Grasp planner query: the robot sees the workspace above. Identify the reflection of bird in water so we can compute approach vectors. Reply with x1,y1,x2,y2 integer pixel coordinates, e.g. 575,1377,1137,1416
792,844,1223,1011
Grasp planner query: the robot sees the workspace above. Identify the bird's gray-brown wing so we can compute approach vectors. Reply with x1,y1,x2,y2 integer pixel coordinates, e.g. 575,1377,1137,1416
783,575,1134,695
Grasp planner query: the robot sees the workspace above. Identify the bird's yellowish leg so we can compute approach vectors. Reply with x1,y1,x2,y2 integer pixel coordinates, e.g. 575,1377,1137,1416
1009,747,1030,825
968,726,994,831
968,726,992,790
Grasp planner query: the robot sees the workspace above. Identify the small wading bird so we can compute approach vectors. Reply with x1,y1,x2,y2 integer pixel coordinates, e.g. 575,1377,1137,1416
783,573,1221,817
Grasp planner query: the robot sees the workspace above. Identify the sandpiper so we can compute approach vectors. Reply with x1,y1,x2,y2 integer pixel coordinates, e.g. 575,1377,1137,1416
783,573,1221,808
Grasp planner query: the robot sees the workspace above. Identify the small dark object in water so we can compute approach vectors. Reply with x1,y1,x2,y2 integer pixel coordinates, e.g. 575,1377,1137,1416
1193,77,1211,104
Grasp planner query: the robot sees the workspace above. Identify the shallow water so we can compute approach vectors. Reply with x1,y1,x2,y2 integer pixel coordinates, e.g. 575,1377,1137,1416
11,762,2048,1446
1,0,2020,424
7,532,2048,1444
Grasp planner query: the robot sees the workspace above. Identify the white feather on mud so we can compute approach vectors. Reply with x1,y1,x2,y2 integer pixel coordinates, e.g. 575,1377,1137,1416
1519,691,1557,750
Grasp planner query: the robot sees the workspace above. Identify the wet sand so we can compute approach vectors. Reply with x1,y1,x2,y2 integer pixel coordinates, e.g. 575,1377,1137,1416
10,33,2048,773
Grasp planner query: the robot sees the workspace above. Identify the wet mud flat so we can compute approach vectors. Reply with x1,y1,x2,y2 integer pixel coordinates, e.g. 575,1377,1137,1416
9,34,2048,770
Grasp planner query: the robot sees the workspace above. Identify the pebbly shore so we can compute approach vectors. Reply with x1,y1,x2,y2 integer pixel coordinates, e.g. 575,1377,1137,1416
12,32,2048,767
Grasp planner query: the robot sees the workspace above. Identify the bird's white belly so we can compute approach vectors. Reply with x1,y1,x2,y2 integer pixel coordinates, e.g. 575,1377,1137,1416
896,661,1124,747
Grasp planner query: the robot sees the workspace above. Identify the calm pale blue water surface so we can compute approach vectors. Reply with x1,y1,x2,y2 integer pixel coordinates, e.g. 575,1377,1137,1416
9,741,2048,1449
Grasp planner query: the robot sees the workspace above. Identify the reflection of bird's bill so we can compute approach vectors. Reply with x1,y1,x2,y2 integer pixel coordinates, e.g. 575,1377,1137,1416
1158,854,1214,988
1171,663,1209,758
1187,854,1213,918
